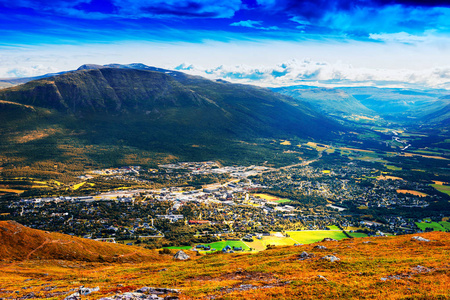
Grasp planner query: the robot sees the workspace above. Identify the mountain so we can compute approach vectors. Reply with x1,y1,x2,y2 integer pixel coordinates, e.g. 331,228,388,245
0,220,157,262
339,87,450,120
272,86,374,117
0,70,69,88
420,101,450,128
0,223,448,299
0,65,341,172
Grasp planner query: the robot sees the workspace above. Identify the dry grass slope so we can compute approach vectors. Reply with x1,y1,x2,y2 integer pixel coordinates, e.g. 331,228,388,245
0,221,159,263
0,223,448,299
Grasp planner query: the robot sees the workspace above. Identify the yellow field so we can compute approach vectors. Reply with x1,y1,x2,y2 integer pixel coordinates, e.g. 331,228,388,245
399,153,449,160
339,147,374,153
432,181,448,185
72,181,86,190
0,189,25,194
396,189,428,197
322,170,331,174
377,175,403,181
306,142,329,151
33,181,48,185
280,140,291,145
252,193,279,201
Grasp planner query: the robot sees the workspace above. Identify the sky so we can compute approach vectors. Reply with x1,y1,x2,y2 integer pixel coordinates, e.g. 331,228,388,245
1,0,450,88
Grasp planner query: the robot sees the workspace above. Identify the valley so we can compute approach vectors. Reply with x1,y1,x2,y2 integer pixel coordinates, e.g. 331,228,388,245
0,64,449,300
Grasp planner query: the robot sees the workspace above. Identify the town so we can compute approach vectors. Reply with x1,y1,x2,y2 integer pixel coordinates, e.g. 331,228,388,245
2,157,448,252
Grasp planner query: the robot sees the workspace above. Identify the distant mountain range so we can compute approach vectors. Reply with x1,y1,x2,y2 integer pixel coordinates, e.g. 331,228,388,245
273,85,450,127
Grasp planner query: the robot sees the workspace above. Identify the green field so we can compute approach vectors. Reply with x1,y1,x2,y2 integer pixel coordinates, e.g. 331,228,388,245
431,184,450,196
196,240,250,252
164,246,193,250
275,199,292,203
439,221,450,230
385,165,402,171
286,230,348,244
348,232,369,238
327,225,340,230
415,221,447,232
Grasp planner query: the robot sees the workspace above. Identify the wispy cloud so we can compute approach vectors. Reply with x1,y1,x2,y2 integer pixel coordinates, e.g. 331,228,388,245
230,20,279,30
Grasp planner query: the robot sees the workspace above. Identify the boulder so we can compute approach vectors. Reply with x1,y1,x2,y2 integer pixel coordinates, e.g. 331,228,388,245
321,255,340,262
298,251,315,260
411,236,430,242
314,245,327,250
321,238,338,242
173,250,190,260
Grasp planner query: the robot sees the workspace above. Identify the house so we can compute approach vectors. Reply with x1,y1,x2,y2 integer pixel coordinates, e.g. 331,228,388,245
222,245,232,253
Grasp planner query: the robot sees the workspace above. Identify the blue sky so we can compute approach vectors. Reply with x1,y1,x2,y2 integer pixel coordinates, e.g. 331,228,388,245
1,0,450,88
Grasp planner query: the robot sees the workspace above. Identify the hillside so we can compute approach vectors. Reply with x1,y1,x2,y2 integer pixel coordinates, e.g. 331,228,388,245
0,223,448,299
420,100,450,128
0,66,341,175
0,220,158,262
272,86,374,117
339,87,449,120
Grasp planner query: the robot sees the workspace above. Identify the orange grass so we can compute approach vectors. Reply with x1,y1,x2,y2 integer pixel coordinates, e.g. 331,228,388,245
0,222,448,300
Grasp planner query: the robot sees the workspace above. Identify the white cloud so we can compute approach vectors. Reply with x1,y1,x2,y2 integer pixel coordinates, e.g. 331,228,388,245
174,59,450,89
230,20,279,30
369,32,430,44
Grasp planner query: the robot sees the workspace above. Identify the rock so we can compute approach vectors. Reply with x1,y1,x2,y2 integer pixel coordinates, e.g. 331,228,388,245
64,293,81,300
411,265,432,273
321,238,337,242
136,287,179,295
79,286,99,295
321,255,340,262
411,236,430,242
18,292,36,299
298,251,314,260
173,250,190,260
65,286,99,300
239,284,256,291
136,287,151,293
317,275,328,281
314,245,327,250
99,292,164,300
381,275,403,281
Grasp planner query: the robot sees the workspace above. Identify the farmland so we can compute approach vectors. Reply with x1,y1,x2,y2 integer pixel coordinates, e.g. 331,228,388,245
195,240,251,252
286,230,350,244
415,221,449,232
431,184,450,196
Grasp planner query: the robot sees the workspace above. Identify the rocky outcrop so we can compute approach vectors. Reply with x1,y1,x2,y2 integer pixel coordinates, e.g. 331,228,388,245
173,250,190,260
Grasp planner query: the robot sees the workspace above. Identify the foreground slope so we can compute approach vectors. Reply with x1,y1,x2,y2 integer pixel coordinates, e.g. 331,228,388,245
0,220,158,262
0,223,448,299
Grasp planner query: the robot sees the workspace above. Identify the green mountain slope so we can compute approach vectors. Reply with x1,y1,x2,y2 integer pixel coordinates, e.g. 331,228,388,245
272,86,374,117
0,67,341,173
